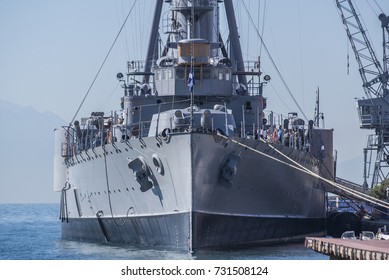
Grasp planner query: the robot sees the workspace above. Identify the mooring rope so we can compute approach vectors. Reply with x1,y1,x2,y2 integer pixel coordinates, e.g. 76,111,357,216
218,134,389,210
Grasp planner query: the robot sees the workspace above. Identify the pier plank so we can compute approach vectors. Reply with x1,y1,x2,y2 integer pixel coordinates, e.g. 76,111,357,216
305,237,389,260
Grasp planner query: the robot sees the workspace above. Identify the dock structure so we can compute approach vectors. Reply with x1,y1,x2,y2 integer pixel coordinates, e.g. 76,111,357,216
305,237,389,260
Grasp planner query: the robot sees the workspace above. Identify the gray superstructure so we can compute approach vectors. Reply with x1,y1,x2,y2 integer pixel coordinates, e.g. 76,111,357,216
54,0,335,251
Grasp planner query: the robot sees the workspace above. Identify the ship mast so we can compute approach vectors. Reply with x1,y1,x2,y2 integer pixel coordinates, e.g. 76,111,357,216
144,0,164,84
313,87,324,128
224,0,247,86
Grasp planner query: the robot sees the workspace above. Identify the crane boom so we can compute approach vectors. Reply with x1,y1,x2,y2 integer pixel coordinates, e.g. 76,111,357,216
335,0,389,188
335,0,387,99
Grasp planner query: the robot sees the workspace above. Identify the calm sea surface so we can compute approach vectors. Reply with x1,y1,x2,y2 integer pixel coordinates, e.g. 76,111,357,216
0,204,328,260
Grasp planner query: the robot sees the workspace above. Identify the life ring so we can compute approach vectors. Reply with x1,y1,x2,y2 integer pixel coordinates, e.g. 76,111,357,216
152,154,164,175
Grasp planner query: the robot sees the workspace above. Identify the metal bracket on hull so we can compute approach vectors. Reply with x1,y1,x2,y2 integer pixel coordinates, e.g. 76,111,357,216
59,182,71,223
128,157,153,192
220,154,241,183
96,210,110,242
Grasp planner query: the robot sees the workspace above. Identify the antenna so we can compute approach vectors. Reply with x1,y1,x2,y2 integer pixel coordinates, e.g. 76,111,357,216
313,87,324,128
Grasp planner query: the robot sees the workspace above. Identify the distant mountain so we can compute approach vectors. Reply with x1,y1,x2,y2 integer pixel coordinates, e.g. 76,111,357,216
0,100,65,203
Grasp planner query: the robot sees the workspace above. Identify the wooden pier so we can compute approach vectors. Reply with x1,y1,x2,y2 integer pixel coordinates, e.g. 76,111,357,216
305,237,389,260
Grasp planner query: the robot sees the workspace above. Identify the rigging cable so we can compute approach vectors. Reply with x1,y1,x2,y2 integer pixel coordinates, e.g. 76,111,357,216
259,0,267,57
70,0,138,125
241,1,309,122
297,0,305,112
120,0,131,61
347,38,350,75
372,0,384,15
246,0,251,62
97,81,121,112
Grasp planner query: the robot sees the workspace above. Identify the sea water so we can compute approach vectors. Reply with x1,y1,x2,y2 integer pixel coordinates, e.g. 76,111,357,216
0,204,328,260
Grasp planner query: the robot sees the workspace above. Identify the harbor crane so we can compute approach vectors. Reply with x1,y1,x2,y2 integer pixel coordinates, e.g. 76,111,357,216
335,0,389,189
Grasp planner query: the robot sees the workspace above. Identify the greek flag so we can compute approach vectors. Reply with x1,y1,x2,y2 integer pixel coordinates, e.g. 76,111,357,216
187,70,195,93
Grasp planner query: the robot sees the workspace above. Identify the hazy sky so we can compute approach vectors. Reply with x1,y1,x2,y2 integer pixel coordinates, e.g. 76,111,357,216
1,0,388,191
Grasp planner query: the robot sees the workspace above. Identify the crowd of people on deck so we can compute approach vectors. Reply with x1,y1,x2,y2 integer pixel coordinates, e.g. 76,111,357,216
257,125,307,150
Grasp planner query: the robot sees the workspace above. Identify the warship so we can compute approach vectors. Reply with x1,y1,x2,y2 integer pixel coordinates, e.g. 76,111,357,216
53,0,335,251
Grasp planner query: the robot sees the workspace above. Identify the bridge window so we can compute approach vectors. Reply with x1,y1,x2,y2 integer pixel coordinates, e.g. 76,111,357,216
225,70,230,80
175,68,185,80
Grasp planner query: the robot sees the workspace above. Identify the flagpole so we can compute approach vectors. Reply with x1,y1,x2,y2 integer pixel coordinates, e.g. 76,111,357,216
189,61,194,132
189,1,195,132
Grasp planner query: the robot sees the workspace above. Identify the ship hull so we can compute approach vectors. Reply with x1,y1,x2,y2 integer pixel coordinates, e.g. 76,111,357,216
58,132,327,251
62,212,325,250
